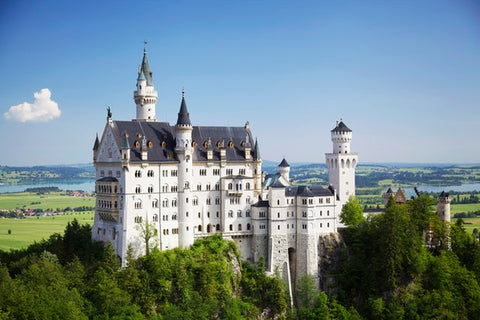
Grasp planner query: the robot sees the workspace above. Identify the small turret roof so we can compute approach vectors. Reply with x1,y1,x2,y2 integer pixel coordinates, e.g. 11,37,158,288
93,134,99,151
439,191,449,198
139,49,153,86
137,69,146,81
176,94,192,126
122,133,130,149
253,138,261,160
331,121,352,133
279,158,290,167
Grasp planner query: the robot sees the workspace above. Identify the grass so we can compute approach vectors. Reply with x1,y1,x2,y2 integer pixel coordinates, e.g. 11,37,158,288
450,203,480,215
0,192,94,211
452,216,480,233
0,212,94,251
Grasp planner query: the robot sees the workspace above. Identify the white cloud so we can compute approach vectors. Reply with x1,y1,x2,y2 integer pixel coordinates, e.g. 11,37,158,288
4,88,61,122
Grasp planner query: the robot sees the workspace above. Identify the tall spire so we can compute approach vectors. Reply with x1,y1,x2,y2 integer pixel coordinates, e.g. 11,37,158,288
253,138,261,160
176,90,192,126
139,49,153,86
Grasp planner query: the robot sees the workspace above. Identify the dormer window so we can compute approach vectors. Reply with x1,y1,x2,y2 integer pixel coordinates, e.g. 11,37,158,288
148,141,153,148
161,141,166,148
217,141,222,148
204,141,208,148
229,141,234,148
192,141,197,148
137,133,142,138
135,141,140,148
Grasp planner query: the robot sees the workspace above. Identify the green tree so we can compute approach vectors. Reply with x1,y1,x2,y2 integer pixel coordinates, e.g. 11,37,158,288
340,195,365,227
135,220,158,256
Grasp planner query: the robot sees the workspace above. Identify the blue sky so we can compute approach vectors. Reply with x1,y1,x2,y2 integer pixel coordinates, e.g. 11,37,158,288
1,0,479,166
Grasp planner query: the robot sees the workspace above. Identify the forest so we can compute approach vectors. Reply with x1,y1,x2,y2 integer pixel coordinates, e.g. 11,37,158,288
1,196,480,319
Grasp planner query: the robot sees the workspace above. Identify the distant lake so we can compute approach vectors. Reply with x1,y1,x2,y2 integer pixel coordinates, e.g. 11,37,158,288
0,180,96,194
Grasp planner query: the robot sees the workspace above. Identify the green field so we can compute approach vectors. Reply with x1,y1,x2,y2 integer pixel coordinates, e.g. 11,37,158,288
0,213,94,251
0,191,94,211
452,216,480,233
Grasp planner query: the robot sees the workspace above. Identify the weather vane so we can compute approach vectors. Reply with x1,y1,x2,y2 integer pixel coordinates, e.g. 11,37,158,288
143,40,148,52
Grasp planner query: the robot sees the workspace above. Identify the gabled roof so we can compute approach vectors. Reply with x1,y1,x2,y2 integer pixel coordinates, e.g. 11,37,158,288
279,158,290,167
107,120,254,163
263,173,289,189
331,121,352,133
176,96,192,126
285,185,334,197
439,191,449,198
252,200,269,208
122,133,130,149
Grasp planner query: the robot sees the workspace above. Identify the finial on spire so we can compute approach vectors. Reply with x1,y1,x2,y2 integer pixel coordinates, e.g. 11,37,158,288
182,87,185,98
107,106,112,119
143,40,148,53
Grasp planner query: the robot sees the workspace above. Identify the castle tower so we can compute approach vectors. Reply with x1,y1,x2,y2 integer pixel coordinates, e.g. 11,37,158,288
437,191,451,222
175,91,194,248
133,48,158,121
325,120,358,209
253,138,262,197
278,158,290,183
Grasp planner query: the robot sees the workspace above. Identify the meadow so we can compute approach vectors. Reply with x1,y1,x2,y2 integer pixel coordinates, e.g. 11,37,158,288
0,212,94,251
0,191,94,211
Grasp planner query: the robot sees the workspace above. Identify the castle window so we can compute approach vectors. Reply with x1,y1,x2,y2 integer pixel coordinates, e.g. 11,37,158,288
172,199,177,207
100,170,105,177
161,141,166,148
135,170,141,177
171,170,178,176
135,216,143,223
197,184,202,191
137,133,142,138
217,141,222,147
327,223,330,227
192,141,197,148
134,200,142,209
247,223,251,230
327,210,330,216
238,224,242,231
215,183,220,190
204,141,208,148
309,199,313,204
206,184,211,191
246,210,251,217
319,198,323,204
239,168,245,175
237,210,242,217
228,210,233,218
172,228,179,234
162,199,168,207
206,198,211,205
229,141,234,148
246,182,251,190
135,186,141,193
229,224,233,231
278,225,280,230
278,212,280,218
226,169,233,175
213,169,220,175
198,225,202,232
172,214,177,220
153,214,158,222
200,169,207,176
302,199,307,205
216,224,220,231
148,186,153,193
277,200,280,205
228,183,233,190
148,141,153,148
320,210,323,216
135,141,140,148
302,211,307,217
320,223,323,228
326,198,330,204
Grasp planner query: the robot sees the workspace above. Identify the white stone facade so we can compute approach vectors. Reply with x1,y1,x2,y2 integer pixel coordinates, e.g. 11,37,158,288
91,51,357,286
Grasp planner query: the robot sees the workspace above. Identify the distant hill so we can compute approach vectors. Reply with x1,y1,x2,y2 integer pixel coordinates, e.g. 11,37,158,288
0,164,95,185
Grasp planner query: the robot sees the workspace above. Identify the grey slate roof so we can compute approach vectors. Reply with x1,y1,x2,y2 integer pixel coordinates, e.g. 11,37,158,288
285,185,334,197
139,50,153,86
263,173,288,189
279,158,290,167
93,134,99,151
176,97,192,126
108,120,253,163
253,138,261,160
252,200,270,208
331,121,352,133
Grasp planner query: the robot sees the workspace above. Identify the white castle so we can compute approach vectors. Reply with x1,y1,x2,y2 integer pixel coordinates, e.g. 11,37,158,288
91,49,358,284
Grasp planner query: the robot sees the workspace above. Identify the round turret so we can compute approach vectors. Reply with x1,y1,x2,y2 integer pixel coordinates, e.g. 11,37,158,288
331,120,352,154
278,158,290,183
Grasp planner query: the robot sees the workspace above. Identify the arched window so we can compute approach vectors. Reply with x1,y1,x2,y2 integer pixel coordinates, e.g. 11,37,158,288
228,183,233,190
238,224,242,231
246,182,251,190
229,224,233,231
247,223,251,230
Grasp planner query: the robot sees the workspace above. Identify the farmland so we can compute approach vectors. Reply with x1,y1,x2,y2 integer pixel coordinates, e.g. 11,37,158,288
0,212,94,251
